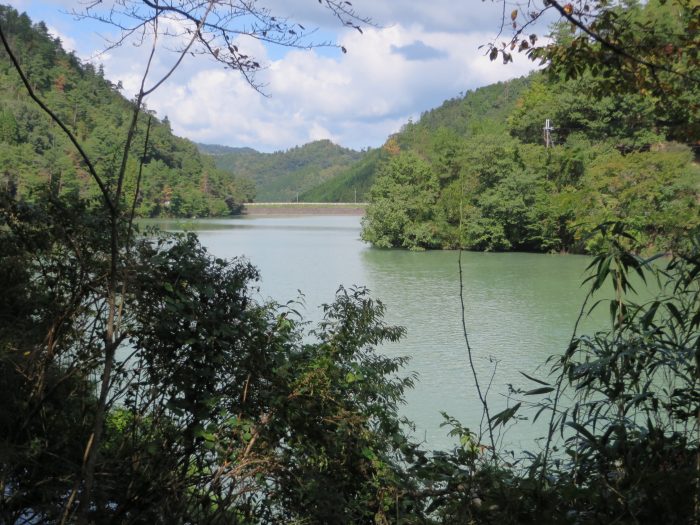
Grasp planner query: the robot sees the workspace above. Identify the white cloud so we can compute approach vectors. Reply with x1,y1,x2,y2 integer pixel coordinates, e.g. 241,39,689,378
16,1,544,152
259,0,554,37
138,22,537,151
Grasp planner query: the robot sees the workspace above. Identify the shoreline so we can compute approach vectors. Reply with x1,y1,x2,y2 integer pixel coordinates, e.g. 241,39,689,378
243,202,367,216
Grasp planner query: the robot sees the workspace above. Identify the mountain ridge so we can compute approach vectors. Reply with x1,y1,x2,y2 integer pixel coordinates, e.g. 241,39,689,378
197,138,366,202
0,5,254,217
300,75,534,202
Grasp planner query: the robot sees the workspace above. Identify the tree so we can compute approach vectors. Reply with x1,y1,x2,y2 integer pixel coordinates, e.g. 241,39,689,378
0,201,422,521
0,2,376,522
361,152,442,250
3,2,699,523
487,0,699,143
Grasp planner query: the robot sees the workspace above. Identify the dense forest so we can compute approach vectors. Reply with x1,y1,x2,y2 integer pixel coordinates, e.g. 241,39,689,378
300,147,385,202
360,70,698,252
1,0,699,523
0,7,255,217
303,78,538,203
199,139,365,202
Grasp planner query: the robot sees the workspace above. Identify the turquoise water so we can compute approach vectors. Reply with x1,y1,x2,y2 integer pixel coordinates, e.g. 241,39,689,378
146,215,607,451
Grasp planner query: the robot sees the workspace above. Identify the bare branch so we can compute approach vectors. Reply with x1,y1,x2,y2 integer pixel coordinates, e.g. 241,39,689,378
73,0,376,92
143,0,216,95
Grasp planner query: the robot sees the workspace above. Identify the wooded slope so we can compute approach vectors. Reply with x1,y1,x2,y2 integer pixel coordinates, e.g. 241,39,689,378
0,6,254,217
199,139,365,202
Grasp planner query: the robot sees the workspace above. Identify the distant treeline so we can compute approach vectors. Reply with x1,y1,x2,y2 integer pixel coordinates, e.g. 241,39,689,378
3,3,696,248
198,140,366,202
359,72,698,253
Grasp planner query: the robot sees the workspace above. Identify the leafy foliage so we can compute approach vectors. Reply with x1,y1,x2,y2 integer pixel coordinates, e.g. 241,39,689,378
0,190,423,523
2,1,699,523
552,234,700,523
520,0,700,143
0,6,254,218
361,1,699,254
4,191,698,523
361,152,444,250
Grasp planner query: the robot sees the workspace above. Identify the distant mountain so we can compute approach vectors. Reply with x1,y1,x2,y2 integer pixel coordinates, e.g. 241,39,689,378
405,75,533,139
300,148,385,203
197,139,366,202
197,144,258,156
300,76,534,202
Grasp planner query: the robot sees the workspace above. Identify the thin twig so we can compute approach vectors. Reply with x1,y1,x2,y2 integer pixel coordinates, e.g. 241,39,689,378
142,0,215,96
458,168,497,457
127,114,152,241
458,250,497,456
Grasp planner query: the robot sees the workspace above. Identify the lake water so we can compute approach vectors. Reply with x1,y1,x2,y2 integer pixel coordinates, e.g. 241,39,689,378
148,215,608,452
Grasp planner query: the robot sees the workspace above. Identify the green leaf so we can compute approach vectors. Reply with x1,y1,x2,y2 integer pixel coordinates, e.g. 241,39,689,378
519,371,550,386
593,255,612,292
524,386,555,396
566,421,598,445
490,402,521,428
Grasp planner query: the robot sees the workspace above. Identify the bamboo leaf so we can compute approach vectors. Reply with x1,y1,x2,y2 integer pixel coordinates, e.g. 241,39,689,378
519,371,551,386
524,386,555,396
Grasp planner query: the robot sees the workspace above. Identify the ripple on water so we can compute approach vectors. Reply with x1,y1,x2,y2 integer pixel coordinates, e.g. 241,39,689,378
149,216,608,452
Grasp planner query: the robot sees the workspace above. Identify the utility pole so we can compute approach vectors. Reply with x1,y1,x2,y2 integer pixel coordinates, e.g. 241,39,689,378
543,119,554,148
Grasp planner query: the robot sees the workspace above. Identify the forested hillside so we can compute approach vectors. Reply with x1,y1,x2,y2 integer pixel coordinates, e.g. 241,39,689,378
2,1,699,522
300,147,385,202
199,139,365,201
302,77,533,203
0,6,254,217
361,67,698,252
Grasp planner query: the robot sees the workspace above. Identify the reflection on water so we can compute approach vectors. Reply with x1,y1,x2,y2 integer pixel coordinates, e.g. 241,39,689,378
360,248,606,450
145,215,607,451
147,217,360,233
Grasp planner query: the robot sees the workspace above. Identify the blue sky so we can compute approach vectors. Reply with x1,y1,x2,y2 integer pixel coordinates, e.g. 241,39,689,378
6,0,543,152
